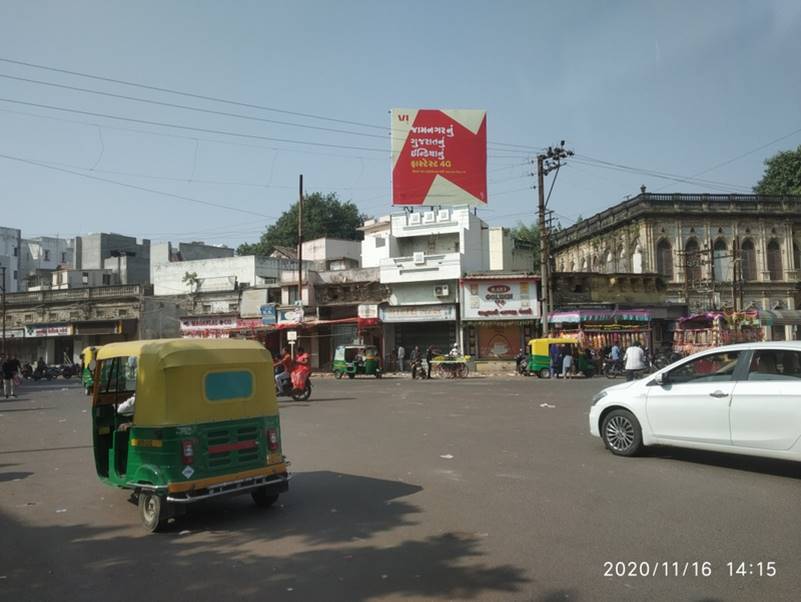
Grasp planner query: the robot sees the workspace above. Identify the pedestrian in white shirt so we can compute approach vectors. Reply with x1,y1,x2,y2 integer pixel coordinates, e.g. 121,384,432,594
623,342,646,382
397,345,406,373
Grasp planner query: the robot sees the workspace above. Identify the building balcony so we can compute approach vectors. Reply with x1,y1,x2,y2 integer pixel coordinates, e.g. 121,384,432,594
379,252,463,283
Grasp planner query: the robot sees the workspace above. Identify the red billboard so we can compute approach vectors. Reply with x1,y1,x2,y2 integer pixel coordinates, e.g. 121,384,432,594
391,109,487,206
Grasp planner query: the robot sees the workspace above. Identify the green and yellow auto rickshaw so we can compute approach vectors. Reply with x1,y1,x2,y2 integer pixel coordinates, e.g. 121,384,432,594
527,337,595,378
90,339,290,532
332,344,382,379
81,345,98,395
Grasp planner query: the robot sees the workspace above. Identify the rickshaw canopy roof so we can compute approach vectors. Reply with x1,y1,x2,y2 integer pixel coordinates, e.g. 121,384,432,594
528,337,580,354
95,339,277,427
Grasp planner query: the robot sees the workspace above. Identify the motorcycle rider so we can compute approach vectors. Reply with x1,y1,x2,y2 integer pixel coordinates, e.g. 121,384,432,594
291,346,311,392
274,346,293,393
514,348,528,375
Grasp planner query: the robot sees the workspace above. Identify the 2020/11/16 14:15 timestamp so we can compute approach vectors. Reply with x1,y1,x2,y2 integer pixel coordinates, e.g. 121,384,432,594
727,561,777,577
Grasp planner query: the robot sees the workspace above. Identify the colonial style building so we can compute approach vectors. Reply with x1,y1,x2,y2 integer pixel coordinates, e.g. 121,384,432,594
551,192,801,340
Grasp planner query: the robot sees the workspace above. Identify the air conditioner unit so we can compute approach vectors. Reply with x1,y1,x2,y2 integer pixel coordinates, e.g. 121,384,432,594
422,211,436,224
437,209,450,222
434,284,449,297
408,213,421,225
413,252,426,265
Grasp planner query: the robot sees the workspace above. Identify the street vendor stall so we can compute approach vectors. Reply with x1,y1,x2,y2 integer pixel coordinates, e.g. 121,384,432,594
673,310,762,355
548,309,653,353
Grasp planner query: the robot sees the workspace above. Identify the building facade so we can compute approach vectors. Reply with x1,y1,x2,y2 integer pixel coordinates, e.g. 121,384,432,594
0,226,22,293
551,193,801,340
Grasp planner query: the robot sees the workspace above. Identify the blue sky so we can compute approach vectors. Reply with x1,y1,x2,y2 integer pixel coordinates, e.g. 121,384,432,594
1,0,799,248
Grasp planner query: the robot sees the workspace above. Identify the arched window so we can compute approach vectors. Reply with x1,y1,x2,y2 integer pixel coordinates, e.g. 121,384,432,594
767,239,783,281
581,257,588,271
656,239,673,279
605,249,615,273
793,241,800,271
713,238,731,281
685,239,701,283
631,242,643,274
618,247,628,272
569,259,575,272
740,239,757,281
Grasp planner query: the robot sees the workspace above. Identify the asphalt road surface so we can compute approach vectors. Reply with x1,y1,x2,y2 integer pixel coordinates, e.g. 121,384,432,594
1,374,800,601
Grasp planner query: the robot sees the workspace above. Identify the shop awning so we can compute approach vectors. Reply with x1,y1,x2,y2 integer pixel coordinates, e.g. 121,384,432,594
548,309,651,324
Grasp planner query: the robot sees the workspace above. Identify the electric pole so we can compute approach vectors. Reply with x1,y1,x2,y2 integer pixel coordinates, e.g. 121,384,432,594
297,174,304,309
536,142,574,336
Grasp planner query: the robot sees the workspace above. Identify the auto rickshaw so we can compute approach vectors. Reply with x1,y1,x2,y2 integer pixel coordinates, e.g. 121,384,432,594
90,339,290,532
527,337,595,378
332,344,382,379
81,345,98,395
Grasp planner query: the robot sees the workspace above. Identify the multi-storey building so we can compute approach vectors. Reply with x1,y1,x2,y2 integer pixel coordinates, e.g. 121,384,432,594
551,192,801,340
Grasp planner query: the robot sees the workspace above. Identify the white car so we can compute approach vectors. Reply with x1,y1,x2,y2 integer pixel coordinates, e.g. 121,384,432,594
589,341,801,461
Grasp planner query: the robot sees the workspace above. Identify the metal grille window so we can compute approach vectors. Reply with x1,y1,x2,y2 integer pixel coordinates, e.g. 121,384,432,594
684,239,701,283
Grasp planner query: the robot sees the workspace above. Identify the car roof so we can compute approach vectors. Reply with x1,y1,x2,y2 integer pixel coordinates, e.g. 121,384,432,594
708,341,801,351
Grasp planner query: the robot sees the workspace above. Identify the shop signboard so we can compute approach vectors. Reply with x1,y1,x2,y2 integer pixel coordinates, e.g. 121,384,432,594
25,324,74,337
391,108,487,206
180,317,237,333
379,304,457,323
461,279,540,321
2,328,25,339
260,304,277,325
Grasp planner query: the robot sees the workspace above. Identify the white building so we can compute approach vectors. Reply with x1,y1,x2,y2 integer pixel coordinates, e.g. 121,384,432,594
0,226,22,293
361,205,536,357
152,255,295,296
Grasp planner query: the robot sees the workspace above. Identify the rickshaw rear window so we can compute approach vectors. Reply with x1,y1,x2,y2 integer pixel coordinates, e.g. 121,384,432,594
204,371,253,401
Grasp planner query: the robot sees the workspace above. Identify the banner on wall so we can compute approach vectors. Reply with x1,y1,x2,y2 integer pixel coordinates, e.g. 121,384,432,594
460,278,540,320
391,109,487,206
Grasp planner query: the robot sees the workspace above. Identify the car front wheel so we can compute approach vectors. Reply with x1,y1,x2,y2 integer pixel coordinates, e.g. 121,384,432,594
601,409,643,456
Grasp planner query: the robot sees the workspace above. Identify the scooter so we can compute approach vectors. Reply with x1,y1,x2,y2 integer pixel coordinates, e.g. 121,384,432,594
515,352,529,376
274,366,312,401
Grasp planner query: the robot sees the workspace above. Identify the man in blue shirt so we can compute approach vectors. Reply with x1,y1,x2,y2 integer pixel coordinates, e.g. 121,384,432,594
549,343,560,378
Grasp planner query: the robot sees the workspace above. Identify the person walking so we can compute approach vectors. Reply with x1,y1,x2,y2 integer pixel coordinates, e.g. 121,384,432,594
549,343,560,379
425,345,434,379
561,346,574,380
397,344,406,373
624,341,646,382
2,353,21,398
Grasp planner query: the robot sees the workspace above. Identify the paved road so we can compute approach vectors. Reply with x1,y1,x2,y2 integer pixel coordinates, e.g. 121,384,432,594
1,375,799,601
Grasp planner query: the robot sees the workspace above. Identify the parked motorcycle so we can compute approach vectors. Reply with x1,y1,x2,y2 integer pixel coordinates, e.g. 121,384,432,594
33,365,61,381
274,367,312,401
21,363,33,380
515,351,529,376
411,358,429,379
603,357,624,379
59,364,78,379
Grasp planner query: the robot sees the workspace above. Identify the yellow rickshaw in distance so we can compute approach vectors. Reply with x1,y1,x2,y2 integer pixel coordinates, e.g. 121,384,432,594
91,339,290,532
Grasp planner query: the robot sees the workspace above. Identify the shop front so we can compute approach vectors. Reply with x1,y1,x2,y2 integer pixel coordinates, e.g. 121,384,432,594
379,304,458,356
548,309,653,353
460,277,539,360
21,323,74,364
180,316,266,339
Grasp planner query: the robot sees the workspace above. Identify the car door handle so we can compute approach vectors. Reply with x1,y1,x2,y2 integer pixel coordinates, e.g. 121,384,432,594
709,390,729,398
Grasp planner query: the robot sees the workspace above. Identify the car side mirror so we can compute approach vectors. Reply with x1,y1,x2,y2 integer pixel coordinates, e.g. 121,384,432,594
653,372,668,386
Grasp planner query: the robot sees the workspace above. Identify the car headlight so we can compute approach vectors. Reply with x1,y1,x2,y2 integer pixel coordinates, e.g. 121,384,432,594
591,390,608,406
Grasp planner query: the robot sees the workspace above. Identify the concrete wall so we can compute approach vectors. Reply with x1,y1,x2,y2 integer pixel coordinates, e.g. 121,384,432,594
76,232,150,271
361,218,393,268
103,255,150,285
140,296,183,339
389,280,457,306
50,269,116,289
301,238,361,262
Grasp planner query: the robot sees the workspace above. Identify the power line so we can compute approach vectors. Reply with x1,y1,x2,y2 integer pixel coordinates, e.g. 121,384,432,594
0,72,391,140
0,97,391,154
0,56,548,151
0,151,278,219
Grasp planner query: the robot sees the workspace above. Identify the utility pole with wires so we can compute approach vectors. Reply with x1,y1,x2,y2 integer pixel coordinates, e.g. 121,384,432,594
1,265,6,355
297,174,304,310
536,142,574,336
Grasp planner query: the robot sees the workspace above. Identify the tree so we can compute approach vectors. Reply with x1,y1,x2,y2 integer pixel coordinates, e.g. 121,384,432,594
237,192,366,256
754,145,801,195
510,221,540,269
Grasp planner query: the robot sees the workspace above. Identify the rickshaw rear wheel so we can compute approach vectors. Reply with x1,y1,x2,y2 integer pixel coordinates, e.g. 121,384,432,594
538,368,551,379
375,371,382,379
138,492,168,533
347,373,355,379
252,487,279,507
335,371,343,379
